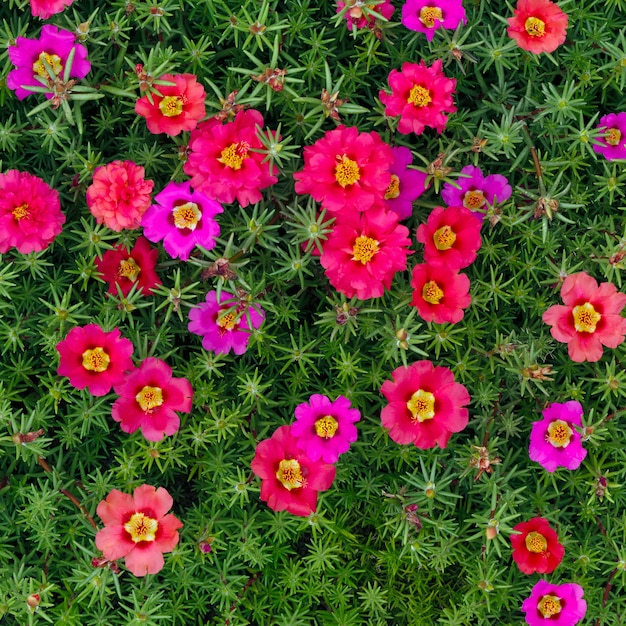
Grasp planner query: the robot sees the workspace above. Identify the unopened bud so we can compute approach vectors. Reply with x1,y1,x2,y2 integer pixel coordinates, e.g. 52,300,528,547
485,526,498,540
26,594,40,609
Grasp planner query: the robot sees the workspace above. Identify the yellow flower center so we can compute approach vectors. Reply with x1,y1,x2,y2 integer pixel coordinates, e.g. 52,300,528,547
351,235,379,264
81,347,111,373
172,201,201,230
12,203,30,221
32,52,63,78
335,154,361,188
218,142,250,170
525,531,548,554
408,85,432,108
276,459,304,490
123,512,159,543
385,174,401,200
463,190,486,210
525,16,546,37
606,128,622,146
159,95,184,117
407,389,436,422
136,386,164,412
433,225,457,250
537,595,562,618
572,302,601,333
546,419,573,448
422,280,444,304
118,258,141,282
315,415,339,439
419,6,444,28
217,312,237,330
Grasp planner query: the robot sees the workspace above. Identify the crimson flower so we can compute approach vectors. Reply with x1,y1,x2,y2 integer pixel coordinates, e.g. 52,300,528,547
507,0,568,54
511,517,565,575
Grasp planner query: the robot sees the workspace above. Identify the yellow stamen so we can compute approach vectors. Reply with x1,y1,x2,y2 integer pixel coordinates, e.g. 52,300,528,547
525,16,546,37
606,128,622,146
315,415,339,439
335,154,361,188
546,419,573,448
537,595,562,618
433,225,457,250
276,459,304,490
158,95,184,117
81,347,110,373
136,386,164,413
218,142,249,170
408,85,432,108
217,312,237,331
407,389,436,422
525,531,548,554
118,258,141,282
572,302,601,333
422,280,444,304
463,190,486,210
351,235,379,264
32,52,63,78
419,6,443,28
172,201,201,230
385,174,401,200
123,512,158,543
12,203,30,221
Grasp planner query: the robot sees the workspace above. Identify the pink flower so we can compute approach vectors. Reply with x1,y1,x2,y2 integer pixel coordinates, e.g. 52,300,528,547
95,485,182,577
511,517,565,575
0,169,65,254
379,60,456,135
337,0,395,29
188,290,265,355
380,361,470,448
401,0,467,41
542,272,626,362
593,113,626,161
87,161,155,232
521,580,586,626
56,325,134,396
7,25,90,100
30,0,74,18
507,0,568,55
291,395,361,463
112,358,193,442
385,146,430,220
529,401,587,472
251,425,336,517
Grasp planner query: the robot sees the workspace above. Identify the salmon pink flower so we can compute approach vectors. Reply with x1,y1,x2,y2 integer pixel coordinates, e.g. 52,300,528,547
511,517,565,575
251,425,336,517
385,146,430,220
95,485,182,577
521,580,586,626
337,0,395,30
112,358,193,442
542,272,626,362
593,113,626,161
30,0,74,18
401,0,467,41
380,361,470,449
507,0,568,54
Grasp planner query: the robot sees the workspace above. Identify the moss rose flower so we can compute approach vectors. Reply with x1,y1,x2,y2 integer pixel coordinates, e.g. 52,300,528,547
507,0,568,54
593,112,626,161
29,0,74,18
401,0,467,41
521,580,586,626
511,517,565,575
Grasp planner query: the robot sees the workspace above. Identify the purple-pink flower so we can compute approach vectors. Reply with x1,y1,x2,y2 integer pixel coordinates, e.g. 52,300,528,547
529,401,587,473
401,0,467,41
593,112,626,161
385,147,430,220
521,580,586,626
290,394,361,463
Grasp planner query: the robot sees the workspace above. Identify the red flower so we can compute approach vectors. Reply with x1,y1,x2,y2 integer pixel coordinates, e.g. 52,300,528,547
184,109,278,207
380,361,470,449
30,0,74,19
410,263,471,324
95,484,182,577
542,272,626,362
379,60,456,135
320,207,412,300
94,237,161,297
511,517,565,575
251,425,336,517
416,205,482,269
135,73,206,136
293,126,394,214
507,0,568,54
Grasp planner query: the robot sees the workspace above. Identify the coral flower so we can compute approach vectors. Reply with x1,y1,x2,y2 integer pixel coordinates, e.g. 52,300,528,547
410,263,471,324
401,0,467,41
529,401,587,473
337,0,395,30
510,517,565,575
94,237,161,297
188,290,265,355
320,207,412,300
185,109,278,207
379,60,457,136
385,146,430,220
7,25,90,100
87,161,154,232
30,0,74,18
95,485,182,577
507,0,568,54
416,205,482,269
0,170,65,254
112,358,193,442
542,272,626,362
135,73,206,137
294,126,394,214
291,394,361,463
381,361,470,448
521,580,586,626
251,425,337,517
593,112,626,161
56,325,134,397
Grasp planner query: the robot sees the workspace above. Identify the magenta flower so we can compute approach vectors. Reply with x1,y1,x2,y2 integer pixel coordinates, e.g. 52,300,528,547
521,580,586,626
529,401,587,473
7,25,90,101
188,290,265,355
401,0,467,41
593,112,626,161
385,147,429,220
441,165,512,221
290,394,361,463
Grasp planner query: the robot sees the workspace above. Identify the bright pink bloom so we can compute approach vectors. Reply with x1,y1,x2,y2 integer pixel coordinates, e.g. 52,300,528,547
542,272,626,362
185,109,278,207
56,325,134,396
294,126,394,214
380,361,470,449
0,170,65,254
135,74,206,137
320,207,412,300
30,0,74,18
529,401,587,473
416,205,482,269
410,263,471,324
401,0,467,41
379,60,456,135
7,25,90,100
593,113,626,161
95,485,182,577
337,0,394,29
521,580,586,626
511,517,565,575
251,425,336,517
188,290,265,355
87,161,154,232
112,358,193,442
385,146,430,220
507,0,568,54
291,394,361,463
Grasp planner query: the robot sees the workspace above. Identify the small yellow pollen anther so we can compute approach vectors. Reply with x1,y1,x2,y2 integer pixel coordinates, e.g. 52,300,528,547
159,95,184,117
315,415,339,439
124,512,159,543
81,347,111,372
351,235,379,264
172,201,201,230
408,85,432,108
335,154,361,188
525,16,546,37
407,389,436,422
136,386,164,413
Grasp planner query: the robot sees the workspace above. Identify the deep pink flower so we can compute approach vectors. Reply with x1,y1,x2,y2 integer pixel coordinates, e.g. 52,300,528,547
7,25,90,100
511,517,565,575
529,401,587,473
112,358,193,442
188,290,265,355
337,0,395,29
95,485,182,577
521,580,586,626
401,0,467,41
291,394,361,463
251,425,337,517
593,113,626,161
0,169,65,254
385,146,430,220
30,0,75,18
507,0,568,55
